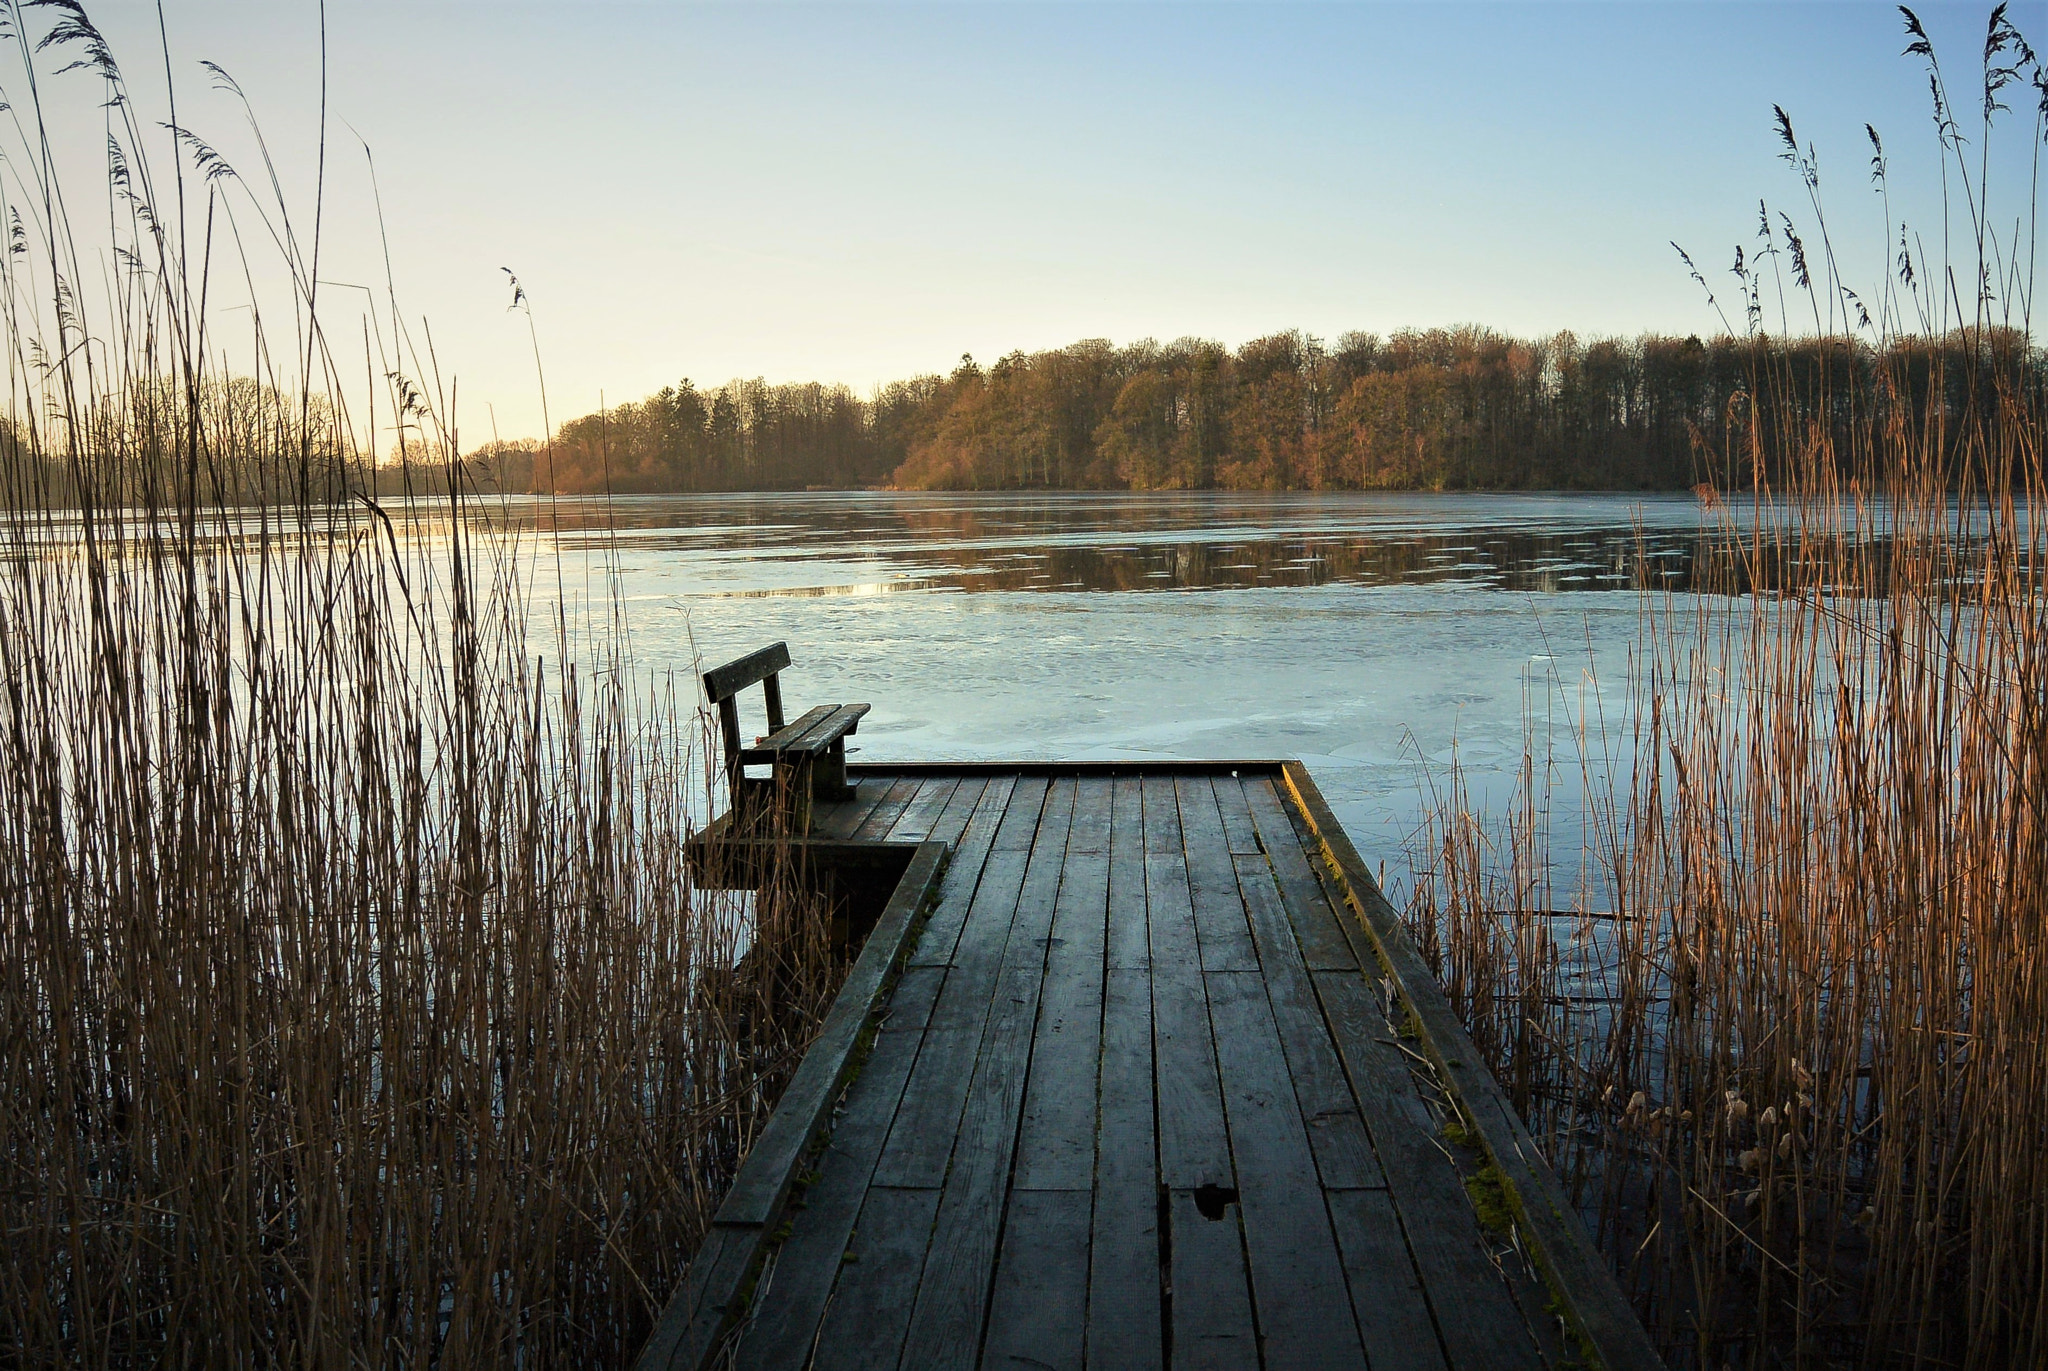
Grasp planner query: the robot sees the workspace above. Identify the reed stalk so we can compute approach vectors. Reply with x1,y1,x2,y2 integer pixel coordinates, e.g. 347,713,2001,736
0,6,837,1364
1409,12,2047,1365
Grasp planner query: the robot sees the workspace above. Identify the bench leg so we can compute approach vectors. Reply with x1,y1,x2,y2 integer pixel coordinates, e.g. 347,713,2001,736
812,740,858,803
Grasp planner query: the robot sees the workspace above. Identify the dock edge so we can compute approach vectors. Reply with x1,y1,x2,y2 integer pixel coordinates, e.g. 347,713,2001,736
1280,761,1665,1371
637,839,951,1371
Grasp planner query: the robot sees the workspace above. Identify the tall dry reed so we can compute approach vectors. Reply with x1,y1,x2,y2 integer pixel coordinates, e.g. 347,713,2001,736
1409,10,2047,1365
0,5,836,1364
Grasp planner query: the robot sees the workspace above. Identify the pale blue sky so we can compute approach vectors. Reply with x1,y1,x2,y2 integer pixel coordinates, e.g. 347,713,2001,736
62,2,2048,443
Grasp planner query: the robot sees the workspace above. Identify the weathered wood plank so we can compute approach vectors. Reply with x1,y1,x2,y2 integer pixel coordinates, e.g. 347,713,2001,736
809,772,894,840
908,776,1019,969
1205,969,1368,1371
738,702,868,759
1212,773,1264,855
806,1186,942,1371
981,1189,1091,1371
702,641,790,703
1325,1188,1450,1371
1242,778,1358,972
1312,968,1541,1371
1141,774,1183,854
1065,772,1114,854
879,785,1044,1187
1145,781,1231,1191
848,776,924,841
1177,776,1260,972
1166,1187,1259,1370
1106,775,1149,971
1232,853,1383,1190
744,703,834,753
992,775,1053,852
1089,965,1163,1371
915,774,989,848
896,782,1078,1366
635,1226,755,1371
848,760,1291,779
1284,764,1663,1371
1013,819,1109,1191
636,842,948,1371
879,776,960,844
733,965,947,1371
712,840,949,1229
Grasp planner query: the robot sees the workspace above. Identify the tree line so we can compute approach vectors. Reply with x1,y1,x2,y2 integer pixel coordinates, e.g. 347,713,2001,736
7,327,2036,505
504,326,2042,495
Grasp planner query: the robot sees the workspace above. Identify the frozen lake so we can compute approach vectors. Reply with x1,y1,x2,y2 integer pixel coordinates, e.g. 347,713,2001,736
510,490,1729,901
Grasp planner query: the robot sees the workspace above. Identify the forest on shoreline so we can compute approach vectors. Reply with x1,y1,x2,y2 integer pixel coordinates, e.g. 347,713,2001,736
5,326,2038,506
474,325,2043,497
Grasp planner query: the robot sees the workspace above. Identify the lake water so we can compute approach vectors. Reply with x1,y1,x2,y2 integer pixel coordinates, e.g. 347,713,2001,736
513,490,1729,902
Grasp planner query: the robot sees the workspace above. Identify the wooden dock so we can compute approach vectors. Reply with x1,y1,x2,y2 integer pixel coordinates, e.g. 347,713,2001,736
640,762,1661,1371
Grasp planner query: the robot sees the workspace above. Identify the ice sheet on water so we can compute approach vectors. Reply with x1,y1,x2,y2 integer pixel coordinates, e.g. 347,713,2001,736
503,492,1710,903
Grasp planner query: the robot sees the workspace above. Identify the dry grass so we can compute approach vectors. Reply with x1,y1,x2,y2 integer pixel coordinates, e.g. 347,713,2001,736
1407,14,2048,1365
0,6,838,1365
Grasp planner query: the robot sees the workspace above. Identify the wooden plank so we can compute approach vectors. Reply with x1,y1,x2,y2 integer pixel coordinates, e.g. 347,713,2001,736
744,703,833,753
807,1186,943,1371
912,774,989,848
702,640,789,702
733,965,948,1371
848,776,924,841
849,760,1291,778
908,775,1023,969
881,775,962,844
1283,764,1664,1371
1242,778,1359,972
635,1225,756,1371
781,702,871,754
1312,968,1541,1371
1089,965,1163,1371
1205,969,1368,1371
896,781,1077,1367
1065,772,1114,853
740,713,863,764
1013,826,1109,1190
1106,775,1148,971
1212,772,1264,854
1177,776,1260,972
1325,1189,1451,1371
878,777,1051,1185
1144,780,1231,1191
714,843,948,1229
880,844,1038,1182
636,843,948,1371
1141,774,1183,854
1165,1187,1259,1370
810,773,894,840
1232,853,1383,1190
991,775,1052,852
981,1189,1091,1371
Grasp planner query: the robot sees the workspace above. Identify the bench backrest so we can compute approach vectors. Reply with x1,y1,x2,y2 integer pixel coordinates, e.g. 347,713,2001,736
703,641,790,797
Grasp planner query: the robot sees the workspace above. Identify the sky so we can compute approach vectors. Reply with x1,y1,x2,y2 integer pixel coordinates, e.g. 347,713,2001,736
30,2,2048,445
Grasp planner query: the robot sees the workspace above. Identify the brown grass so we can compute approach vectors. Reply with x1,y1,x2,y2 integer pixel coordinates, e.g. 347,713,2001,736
0,7,838,1365
1407,14,2048,1362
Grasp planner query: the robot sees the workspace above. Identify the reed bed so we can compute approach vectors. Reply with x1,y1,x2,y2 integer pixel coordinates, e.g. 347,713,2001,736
0,5,839,1365
1408,14,2048,1365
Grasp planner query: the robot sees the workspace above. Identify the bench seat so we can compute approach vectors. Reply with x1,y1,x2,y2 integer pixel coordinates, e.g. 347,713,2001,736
703,641,870,833
741,703,871,763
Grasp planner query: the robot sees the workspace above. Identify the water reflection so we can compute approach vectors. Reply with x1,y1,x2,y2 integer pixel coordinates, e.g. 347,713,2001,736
483,492,1752,596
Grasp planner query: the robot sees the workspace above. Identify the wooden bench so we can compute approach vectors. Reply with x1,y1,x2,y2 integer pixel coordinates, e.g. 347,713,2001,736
703,641,870,835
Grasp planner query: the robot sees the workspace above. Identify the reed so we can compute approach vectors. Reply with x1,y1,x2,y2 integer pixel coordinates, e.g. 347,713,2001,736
1409,10,2047,1365
0,5,836,1364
